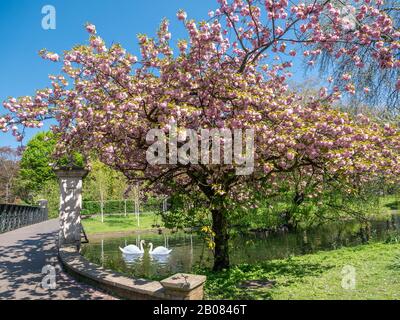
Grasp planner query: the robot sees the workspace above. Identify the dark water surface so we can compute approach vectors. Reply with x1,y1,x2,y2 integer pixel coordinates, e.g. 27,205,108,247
81,214,400,279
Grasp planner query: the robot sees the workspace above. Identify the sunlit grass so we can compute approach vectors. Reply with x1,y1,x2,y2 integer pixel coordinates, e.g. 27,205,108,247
82,213,163,234
201,242,400,300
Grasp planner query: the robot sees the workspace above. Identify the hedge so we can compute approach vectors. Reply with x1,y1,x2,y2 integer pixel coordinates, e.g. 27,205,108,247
81,199,166,216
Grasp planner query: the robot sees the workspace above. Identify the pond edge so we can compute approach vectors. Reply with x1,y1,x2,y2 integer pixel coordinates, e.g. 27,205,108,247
58,246,206,300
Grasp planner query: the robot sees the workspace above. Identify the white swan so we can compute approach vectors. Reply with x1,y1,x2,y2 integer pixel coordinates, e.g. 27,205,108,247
148,242,172,255
119,240,145,254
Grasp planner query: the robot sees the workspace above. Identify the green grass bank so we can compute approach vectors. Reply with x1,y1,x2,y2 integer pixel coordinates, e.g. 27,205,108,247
201,242,400,300
82,214,163,235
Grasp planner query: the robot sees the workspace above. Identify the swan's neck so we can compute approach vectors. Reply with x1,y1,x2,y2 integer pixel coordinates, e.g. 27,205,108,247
149,243,153,253
139,241,144,252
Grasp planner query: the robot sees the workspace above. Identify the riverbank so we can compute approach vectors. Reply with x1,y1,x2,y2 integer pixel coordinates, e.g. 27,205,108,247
81,195,399,236
201,242,400,300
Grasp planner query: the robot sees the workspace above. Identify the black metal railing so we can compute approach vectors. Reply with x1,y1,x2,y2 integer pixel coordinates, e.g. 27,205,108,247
0,203,48,234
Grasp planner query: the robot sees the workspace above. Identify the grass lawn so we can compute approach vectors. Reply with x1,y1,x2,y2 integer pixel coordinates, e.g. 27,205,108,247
82,214,163,235
202,242,400,300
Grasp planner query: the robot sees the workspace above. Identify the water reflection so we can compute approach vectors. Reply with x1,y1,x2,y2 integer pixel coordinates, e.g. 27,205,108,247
122,253,143,265
82,214,400,279
357,223,371,244
150,254,170,265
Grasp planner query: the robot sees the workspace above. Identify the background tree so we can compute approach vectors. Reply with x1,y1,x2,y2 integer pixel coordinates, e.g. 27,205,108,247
15,131,57,201
0,147,19,203
33,179,60,218
84,160,128,201
84,160,129,221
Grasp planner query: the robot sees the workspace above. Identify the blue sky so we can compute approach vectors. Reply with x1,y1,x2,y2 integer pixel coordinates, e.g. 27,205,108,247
0,0,318,148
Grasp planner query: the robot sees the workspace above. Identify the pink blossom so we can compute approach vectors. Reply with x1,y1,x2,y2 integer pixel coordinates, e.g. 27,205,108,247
275,27,284,36
177,10,187,21
86,23,97,34
286,152,295,161
342,73,352,81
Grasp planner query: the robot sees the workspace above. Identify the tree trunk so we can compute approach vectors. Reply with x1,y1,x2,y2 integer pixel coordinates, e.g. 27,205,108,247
211,208,230,271
281,210,296,231
281,192,303,231
100,190,104,223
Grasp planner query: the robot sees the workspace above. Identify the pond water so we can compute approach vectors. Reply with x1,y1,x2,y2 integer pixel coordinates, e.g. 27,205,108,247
81,214,400,280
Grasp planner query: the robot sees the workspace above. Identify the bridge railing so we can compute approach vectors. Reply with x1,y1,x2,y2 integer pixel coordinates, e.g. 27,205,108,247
0,200,48,234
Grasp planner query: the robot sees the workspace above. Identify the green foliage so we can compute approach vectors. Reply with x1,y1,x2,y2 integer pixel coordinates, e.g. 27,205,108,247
82,199,161,215
15,131,84,203
161,192,211,230
227,196,287,232
33,179,59,218
16,132,57,200
385,231,400,244
158,176,398,241
229,178,392,233
82,200,131,215
83,160,127,202
392,254,400,270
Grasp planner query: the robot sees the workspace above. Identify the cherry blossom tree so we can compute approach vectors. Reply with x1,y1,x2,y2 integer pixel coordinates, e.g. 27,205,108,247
1,0,400,270
313,0,400,110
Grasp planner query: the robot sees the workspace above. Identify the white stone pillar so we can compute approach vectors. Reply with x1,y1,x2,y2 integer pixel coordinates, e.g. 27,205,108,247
55,169,88,248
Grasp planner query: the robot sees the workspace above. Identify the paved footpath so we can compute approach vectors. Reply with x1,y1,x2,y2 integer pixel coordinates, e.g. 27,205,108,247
0,219,116,300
